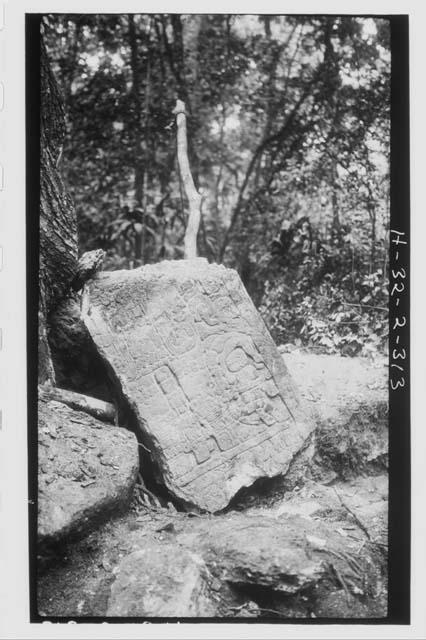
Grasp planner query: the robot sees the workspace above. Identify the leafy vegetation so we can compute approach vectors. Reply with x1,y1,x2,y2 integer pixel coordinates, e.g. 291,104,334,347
43,14,390,357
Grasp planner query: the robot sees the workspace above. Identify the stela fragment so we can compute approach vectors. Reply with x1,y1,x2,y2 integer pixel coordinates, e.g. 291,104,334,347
82,258,314,511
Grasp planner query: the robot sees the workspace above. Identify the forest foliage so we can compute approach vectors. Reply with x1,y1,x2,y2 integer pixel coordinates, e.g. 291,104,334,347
43,14,390,357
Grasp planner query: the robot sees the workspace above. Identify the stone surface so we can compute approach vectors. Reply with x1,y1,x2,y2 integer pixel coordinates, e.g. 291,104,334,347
38,396,139,544
82,259,313,511
178,513,326,592
248,475,388,547
185,514,325,594
283,352,388,479
176,511,386,617
106,543,218,617
37,497,387,619
48,295,114,401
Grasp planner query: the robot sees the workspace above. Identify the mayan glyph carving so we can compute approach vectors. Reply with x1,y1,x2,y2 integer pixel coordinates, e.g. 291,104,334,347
82,259,314,511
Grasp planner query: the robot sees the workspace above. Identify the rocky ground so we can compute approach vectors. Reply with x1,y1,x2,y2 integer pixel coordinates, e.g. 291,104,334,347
37,351,388,620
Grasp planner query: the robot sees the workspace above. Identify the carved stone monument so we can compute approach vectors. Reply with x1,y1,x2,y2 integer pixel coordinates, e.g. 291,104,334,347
82,259,314,511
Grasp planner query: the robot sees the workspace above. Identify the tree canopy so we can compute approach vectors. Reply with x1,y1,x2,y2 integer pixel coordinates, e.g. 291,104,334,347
42,14,390,357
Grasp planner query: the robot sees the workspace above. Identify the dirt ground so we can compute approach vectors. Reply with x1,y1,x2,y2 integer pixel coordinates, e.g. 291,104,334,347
37,471,388,619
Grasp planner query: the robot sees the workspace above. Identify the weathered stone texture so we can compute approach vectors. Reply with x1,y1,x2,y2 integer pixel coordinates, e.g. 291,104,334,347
284,352,388,479
82,259,314,511
177,511,383,607
107,544,218,617
38,396,139,544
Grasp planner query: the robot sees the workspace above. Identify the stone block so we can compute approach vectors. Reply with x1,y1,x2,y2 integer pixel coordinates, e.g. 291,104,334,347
82,259,314,511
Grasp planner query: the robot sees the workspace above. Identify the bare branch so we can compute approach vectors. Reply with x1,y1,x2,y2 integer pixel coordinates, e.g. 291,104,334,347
173,99,202,259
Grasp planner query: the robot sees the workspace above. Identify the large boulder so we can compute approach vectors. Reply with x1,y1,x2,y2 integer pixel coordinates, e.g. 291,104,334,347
176,511,387,618
100,509,386,619
82,259,314,511
184,514,325,594
38,395,139,545
283,352,388,479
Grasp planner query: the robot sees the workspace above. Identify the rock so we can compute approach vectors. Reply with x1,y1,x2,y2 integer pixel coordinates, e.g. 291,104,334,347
82,259,314,511
178,513,325,594
176,511,386,617
284,352,388,478
38,306,56,385
48,295,113,401
38,396,139,545
40,384,116,424
106,543,218,617
248,475,388,546
313,590,373,618
36,482,387,618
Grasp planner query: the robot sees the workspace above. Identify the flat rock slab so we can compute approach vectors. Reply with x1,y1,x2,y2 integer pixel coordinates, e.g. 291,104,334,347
38,395,139,544
82,259,313,511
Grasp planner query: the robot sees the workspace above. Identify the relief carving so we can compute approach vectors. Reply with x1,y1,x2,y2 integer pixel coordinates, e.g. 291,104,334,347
83,259,313,511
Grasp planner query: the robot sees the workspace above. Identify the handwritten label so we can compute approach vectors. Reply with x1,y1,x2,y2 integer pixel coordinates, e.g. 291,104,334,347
390,230,407,390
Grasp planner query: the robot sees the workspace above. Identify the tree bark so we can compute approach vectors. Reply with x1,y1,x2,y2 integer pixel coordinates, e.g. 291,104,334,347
40,39,78,311
38,303,56,385
40,37,78,383
128,14,145,264
40,36,116,404
173,100,202,259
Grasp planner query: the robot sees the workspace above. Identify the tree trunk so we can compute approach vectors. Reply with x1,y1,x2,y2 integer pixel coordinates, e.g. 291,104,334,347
40,35,116,404
331,159,341,240
142,19,153,263
181,15,204,114
368,202,376,273
173,100,202,259
170,15,187,100
38,301,55,385
40,37,78,383
366,180,377,273
128,14,145,264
